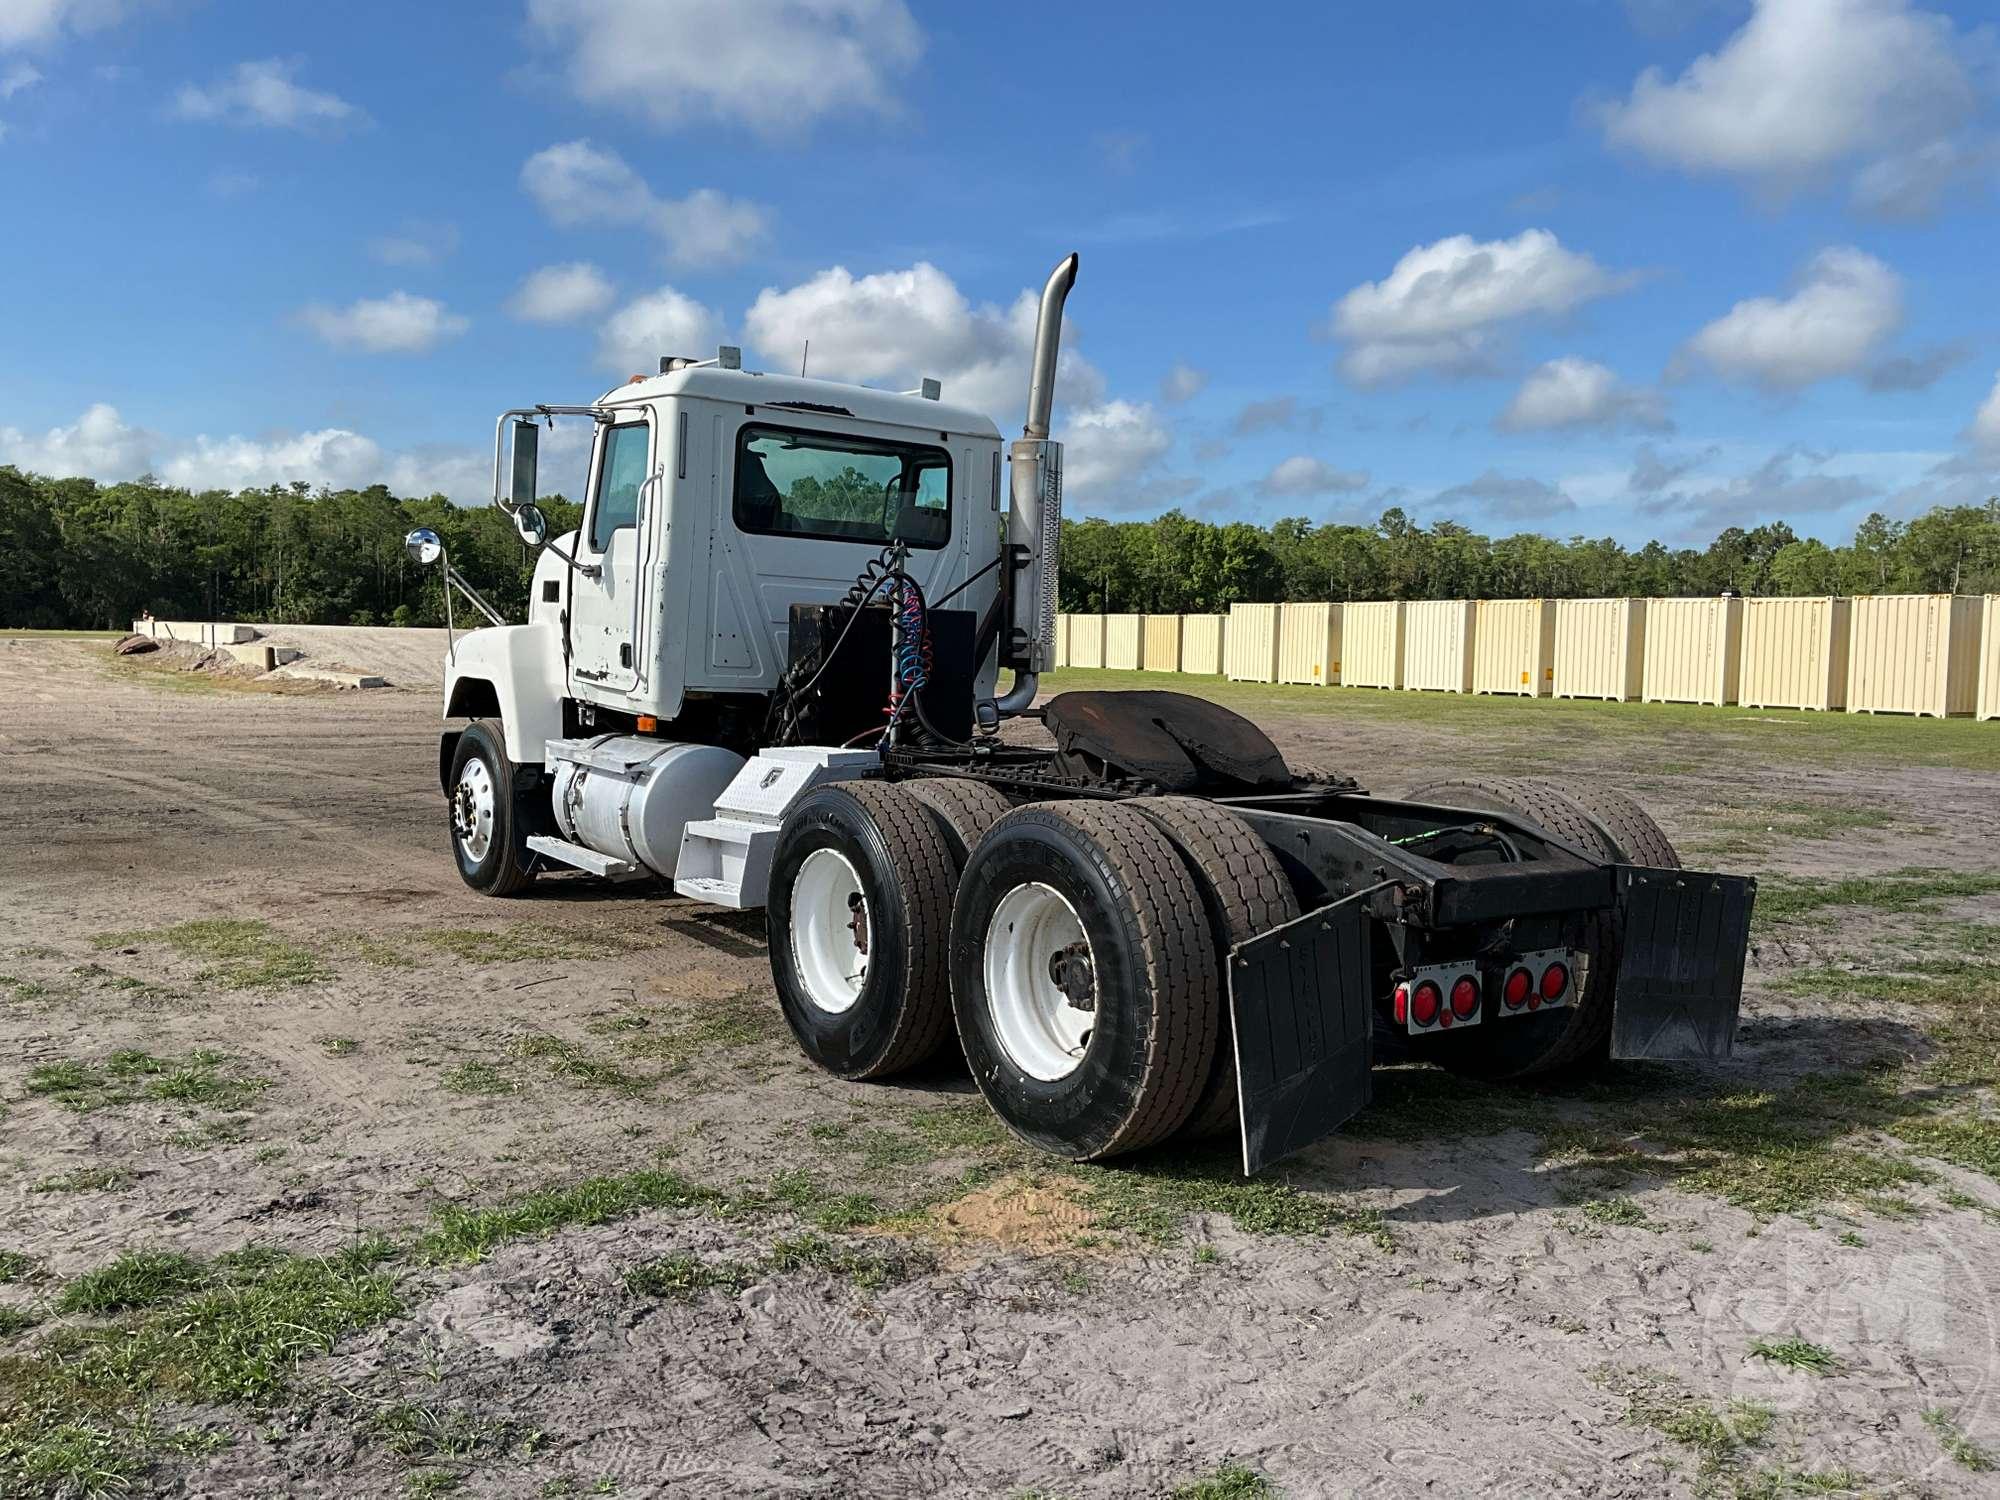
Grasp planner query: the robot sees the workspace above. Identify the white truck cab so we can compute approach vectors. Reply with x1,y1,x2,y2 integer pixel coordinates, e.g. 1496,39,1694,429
415,255,1072,904
448,364,1007,769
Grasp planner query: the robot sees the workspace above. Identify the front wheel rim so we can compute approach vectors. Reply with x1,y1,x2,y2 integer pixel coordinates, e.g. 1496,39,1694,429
454,758,496,864
984,881,1095,1081
790,847,869,1014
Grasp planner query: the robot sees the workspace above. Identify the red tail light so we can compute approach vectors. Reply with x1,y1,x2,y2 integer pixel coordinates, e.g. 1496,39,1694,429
1450,975,1480,1020
1540,961,1570,1001
1393,983,1409,1024
1503,967,1532,1009
1411,980,1441,1028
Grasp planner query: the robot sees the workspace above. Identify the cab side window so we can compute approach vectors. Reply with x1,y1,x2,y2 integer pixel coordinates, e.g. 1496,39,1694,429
589,423,650,551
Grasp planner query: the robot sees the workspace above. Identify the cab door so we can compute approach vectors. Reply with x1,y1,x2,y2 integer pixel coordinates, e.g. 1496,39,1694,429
570,414,656,700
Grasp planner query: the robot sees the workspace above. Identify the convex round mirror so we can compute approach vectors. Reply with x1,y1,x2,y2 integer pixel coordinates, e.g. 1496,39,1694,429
513,503,549,547
404,527,443,566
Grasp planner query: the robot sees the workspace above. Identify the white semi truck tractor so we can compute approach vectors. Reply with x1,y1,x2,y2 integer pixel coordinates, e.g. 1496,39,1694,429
408,255,1755,1173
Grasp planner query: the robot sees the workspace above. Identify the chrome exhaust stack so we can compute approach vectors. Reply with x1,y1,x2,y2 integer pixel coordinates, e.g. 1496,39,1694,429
994,253,1078,716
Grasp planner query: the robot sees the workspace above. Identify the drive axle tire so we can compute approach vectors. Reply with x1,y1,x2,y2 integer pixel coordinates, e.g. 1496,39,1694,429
1402,776,1678,1083
904,777,1012,872
768,780,955,1080
949,800,1219,1161
1129,796,1301,1141
449,719,537,898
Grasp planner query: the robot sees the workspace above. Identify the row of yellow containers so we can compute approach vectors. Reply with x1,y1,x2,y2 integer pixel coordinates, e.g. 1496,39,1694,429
1058,596,1998,717
1053,614,1230,674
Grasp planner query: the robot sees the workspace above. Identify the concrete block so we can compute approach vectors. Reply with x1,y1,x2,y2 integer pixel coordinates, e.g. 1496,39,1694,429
270,665,387,689
218,643,276,671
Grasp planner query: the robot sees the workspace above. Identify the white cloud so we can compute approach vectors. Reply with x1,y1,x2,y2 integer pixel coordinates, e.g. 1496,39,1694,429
0,402,154,478
660,188,770,268
520,139,768,267
1866,342,1969,392
510,262,616,325
1329,230,1636,385
368,221,458,268
159,428,385,493
741,260,1103,418
526,0,922,137
298,291,469,354
741,259,1181,505
1431,469,1579,520
205,168,258,198
1234,396,1306,436
1255,455,1370,498
1159,362,1207,403
1498,357,1670,432
172,58,362,132
1060,401,1172,507
1,61,40,96
596,286,722,374
0,402,491,499
1972,372,2000,451
1680,247,1902,389
0,0,132,49
1644,446,1880,532
1597,0,1992,216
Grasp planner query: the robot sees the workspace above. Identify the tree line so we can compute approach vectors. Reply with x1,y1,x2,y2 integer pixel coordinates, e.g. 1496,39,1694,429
2,463,1996,631
1,467,580,630
1056,501,2000,614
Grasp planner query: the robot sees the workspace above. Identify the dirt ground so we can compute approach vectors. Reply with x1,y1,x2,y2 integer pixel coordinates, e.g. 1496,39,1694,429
6,637,2000,1498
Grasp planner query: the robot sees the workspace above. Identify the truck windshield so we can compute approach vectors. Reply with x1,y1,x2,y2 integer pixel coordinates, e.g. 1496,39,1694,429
732,424,950,549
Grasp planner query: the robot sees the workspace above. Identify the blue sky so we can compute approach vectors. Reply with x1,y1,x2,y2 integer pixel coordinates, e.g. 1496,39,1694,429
2,0,1998,546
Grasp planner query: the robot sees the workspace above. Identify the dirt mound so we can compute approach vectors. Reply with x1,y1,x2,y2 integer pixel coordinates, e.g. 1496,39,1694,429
910,1175,1106,1258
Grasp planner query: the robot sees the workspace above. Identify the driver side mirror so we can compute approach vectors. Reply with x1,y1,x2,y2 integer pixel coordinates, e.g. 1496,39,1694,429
513,502,548,547
509,420,539,510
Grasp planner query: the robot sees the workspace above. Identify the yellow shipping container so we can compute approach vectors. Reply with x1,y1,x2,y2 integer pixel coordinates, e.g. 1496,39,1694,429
1227,603,1280,682
1553,598,1647,701
1180,614,1226,675
1068,613,1105,670
1642,596,1744,705
1472,599,1556,696
1343,601,1404,689
1051,614,1070,670
1404,600,1476,692
1277,602,1341,685
1847,594,1984,717
1104,614,1145,670
1143,615,1183,674
1982,596,2000,721
1738,597,1850,711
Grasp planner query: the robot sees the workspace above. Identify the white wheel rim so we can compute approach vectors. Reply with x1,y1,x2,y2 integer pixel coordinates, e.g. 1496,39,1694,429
984,882,1095,1081
454,759,496,864
790,848,869,1014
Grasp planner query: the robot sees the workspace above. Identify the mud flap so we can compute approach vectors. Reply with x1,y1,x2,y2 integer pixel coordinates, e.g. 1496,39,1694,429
1229,898,1373,1175
1610,867,1757,1061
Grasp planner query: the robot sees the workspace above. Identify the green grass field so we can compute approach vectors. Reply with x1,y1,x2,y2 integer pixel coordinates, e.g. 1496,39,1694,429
1036,668,2000,772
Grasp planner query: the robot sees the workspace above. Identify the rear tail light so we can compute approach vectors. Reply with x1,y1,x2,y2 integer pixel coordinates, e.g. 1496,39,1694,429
1400,965,1485,1034
1410,980,1441,1028
1540,961,1570,1002
1503,967,1532,1009
1449,976,1480,1020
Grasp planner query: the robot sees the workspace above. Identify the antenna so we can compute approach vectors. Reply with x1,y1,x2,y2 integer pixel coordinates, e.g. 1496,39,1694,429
800,340,809,378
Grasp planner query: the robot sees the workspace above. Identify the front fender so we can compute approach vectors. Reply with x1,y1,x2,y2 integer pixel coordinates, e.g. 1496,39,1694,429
442,623,564,766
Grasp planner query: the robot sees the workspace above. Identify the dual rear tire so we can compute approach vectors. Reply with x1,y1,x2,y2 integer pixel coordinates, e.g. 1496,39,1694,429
768,781,1295,1161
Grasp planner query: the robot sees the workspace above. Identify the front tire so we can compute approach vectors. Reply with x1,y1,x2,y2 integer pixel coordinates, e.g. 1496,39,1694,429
767,781,955,1080
449,719,537,897
949,800,1219,1161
